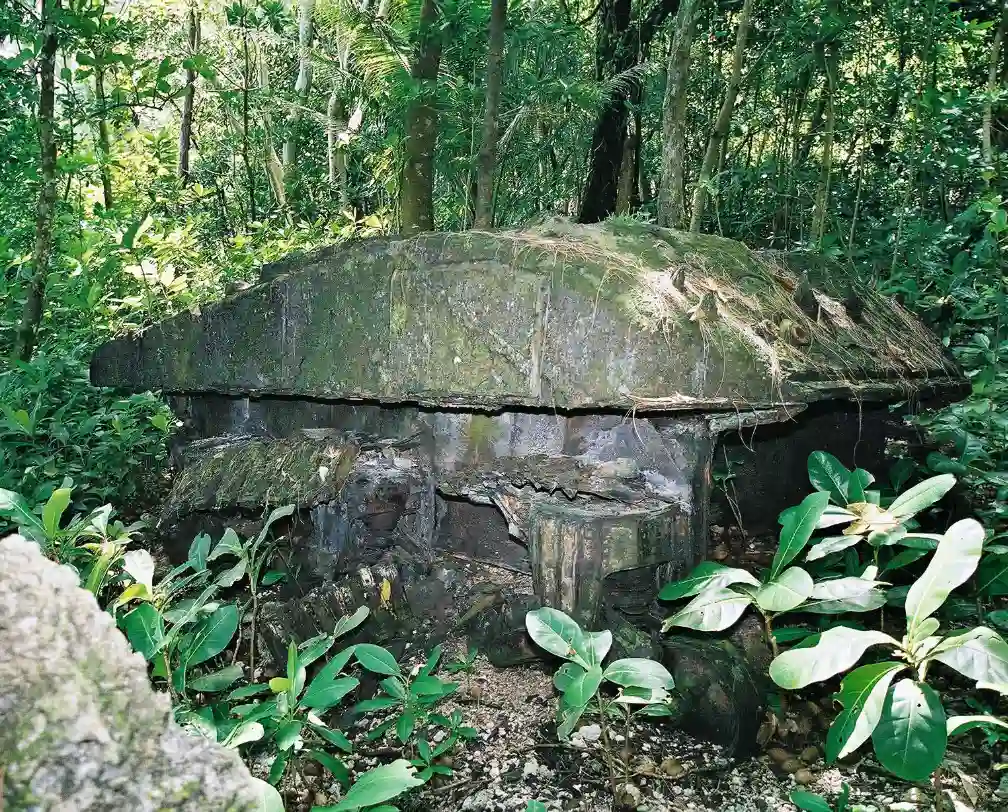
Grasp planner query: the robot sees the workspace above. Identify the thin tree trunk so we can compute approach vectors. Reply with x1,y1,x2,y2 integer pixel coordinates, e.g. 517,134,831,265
811,45,837,244
689,0,754,232
578,0,681,223
327,90,349,205
657,0,698,228
14,4,59,362
240,2,256,222
258,50,288,210
615,103,640,215
400,0,443,234
94,64,113,209
984,0,1008,165
474,0,507,228
283,0,316,172
179,1,200,182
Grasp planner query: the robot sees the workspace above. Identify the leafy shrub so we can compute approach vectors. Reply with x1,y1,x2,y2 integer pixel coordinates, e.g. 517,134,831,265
0,354,172,514
661,450,1008,783
525,607,674,738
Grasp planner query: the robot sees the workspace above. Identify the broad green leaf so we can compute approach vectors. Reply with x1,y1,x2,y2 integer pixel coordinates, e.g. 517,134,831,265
299,633,337,668
846,469,874,503
525,607,590,668
355,644,402,676
662,587,752,632
268,749,288,785
327,759,424,810
871,679,946,782
808,451,852,504
880,548,928,573
754,567,814,612
803,576,887,614
307,749,350,787
215,558,247,587
769,627,898,689
396,711,416,743
789,790,833,812
253,504,295,550
977,554,1008,596
556,694,592,740
946,715,1008,737
554,662,584,693
771,492,831,580
929,627,1008,684
123,602,164,660
333,605,370,639
905,518,984,635
182,603,239,667
562,665,603,707
817,506,858,529
269,677,290,694
302,676,362,710
42,487,71,538
208,527,243,560
825,662,905,761
311,723,353,753
121,549,155,591
907,617,941,653
658,561,759,601
583,629,612,667
888,474,956,520
805,535,861,562
189,664,244,692
602,658,673,690
312,645,357,685
276,720,303,751
188,533,211,571
0,488,45,539
250,776,285,812
614,684,670,706
223,720,264,748
381,676,407,699
228,682,272,700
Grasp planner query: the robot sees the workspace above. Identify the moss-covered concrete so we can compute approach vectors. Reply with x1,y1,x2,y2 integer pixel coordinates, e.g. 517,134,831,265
90,219,961,411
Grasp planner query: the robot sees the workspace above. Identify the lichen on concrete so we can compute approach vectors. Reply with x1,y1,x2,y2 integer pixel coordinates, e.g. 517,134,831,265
90,218,961,413
163,436,358,521
0,535,263,811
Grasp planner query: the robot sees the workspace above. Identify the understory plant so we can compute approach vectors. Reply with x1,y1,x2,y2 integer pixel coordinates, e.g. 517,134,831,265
661,451,1008,783
525,607,675,796
661,453,959,653
0,482,141,598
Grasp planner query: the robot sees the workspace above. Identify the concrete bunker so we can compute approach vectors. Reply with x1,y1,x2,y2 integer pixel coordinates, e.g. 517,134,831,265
91,218,963,664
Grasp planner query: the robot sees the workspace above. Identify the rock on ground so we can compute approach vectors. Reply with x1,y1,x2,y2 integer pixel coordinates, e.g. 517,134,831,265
0,534,262,811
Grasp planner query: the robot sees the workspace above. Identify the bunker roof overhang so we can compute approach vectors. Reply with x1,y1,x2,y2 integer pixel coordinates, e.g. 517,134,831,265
89,220,965,412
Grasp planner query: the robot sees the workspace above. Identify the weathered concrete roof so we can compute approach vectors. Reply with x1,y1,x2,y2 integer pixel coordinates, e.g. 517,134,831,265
90,219,962,411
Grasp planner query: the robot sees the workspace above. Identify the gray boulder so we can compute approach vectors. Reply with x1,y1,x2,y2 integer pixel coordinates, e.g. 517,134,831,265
0,535,266,812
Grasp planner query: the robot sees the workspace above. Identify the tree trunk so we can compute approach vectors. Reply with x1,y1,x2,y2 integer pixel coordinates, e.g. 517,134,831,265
240,2,256,222
258,50,288,211
94,65,113,209
578,0,681,223
688,0,754,233
474,0,507,228
656,0,698,228
983,0,1008,165
615,104,639,215
811,46,837,244
14,5,59,362
327,90,349,206
400,0,443,234
283,0,316,172
179,1,200,182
